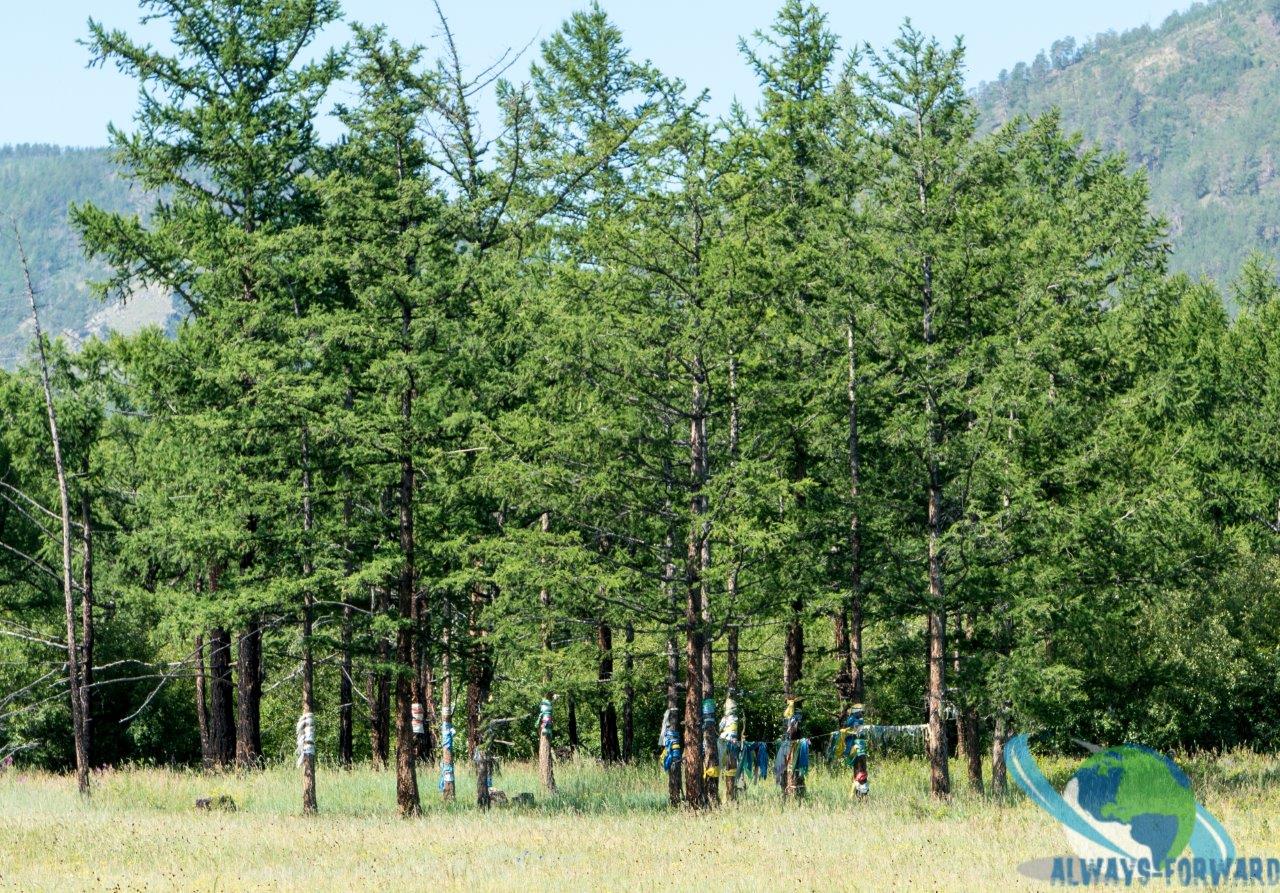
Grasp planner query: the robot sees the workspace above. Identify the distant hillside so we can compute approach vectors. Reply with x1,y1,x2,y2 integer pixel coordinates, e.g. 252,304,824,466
0,145,176,368
976,0,1280,289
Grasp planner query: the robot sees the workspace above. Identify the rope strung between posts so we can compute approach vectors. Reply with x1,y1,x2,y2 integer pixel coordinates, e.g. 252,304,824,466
295,712,315,767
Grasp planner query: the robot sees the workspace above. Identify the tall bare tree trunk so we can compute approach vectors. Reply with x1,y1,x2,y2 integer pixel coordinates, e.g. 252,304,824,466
597,620,620,762
77,459,94,766
19,232,88,795
195,632,211,768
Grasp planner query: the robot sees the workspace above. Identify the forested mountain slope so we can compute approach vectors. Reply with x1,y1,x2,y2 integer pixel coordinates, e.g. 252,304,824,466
0,145,175,367
976,0,1280,288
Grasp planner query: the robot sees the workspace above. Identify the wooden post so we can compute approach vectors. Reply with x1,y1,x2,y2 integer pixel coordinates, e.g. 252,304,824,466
17,226,88,796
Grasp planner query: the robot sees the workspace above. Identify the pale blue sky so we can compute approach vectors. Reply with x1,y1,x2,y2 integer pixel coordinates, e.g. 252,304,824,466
3,0,1192,147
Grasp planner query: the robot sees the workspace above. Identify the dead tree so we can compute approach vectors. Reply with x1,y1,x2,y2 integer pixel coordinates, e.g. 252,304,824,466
17,226,88,795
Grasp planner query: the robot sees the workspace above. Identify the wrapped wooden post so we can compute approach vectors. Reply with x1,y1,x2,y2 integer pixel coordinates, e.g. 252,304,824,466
777,697,807,802
295,711,316,812
718,697,740,801
439,709,456,801
701,697,719,803
659,706,682,805
537,697,556,794
836,703,869,799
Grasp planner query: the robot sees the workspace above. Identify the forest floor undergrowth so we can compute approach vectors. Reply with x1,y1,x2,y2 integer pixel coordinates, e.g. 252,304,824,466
2,751,1278,891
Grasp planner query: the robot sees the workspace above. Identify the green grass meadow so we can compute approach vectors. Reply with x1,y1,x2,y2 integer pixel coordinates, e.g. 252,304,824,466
2,751,1278,891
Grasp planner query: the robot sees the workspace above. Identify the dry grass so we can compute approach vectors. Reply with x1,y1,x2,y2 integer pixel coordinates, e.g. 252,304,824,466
1,750,1277,892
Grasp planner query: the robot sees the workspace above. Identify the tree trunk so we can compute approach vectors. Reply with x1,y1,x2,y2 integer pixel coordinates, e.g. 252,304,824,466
953,616,982,793
682,542,705,809
663,528,682,807
195,632,210,768
20,233,88,795
537,512,557,793
235,623,262,769
567,694,581,751
207,625,235,769
440,616,456,801
300,429,317,814
416,595,436,764
464,581,493,766
368,586,390,770
622,622,635,762
394,361,420,815
685,370,711,808
784,443,806,703
839,319,870,711
925,607,950,797
597,620,620,762
78,463,94,767
991,711,1009,796
726,625,739,695
339,490,354,769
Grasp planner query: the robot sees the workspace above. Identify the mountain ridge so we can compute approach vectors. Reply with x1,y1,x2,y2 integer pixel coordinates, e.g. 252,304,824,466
975,0,1280,288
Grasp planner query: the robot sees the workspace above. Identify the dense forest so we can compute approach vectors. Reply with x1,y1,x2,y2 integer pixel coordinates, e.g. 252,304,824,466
2,0,1279,814
976,0,1280,288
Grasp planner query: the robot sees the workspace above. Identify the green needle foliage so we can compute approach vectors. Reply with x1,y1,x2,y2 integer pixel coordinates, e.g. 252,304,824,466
2,1,1279,813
